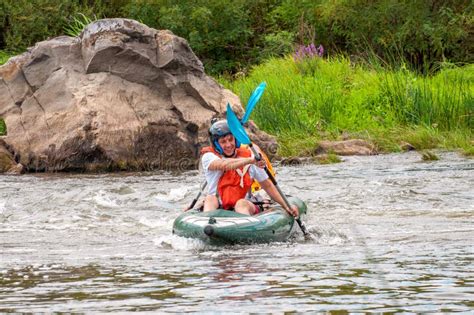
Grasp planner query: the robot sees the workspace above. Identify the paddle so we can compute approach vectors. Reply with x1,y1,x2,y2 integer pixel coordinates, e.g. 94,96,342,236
226,103,313,240
185,82,267,211
241,82,266,124
186,181,208,210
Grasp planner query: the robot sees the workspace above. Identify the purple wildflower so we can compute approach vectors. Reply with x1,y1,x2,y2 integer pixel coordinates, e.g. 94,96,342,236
293,43,325,62
317,45,324,57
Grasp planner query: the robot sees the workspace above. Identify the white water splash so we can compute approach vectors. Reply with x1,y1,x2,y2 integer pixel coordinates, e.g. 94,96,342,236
138,217,170,229
93,190,119,208
155,187,189,202
153,234,208,251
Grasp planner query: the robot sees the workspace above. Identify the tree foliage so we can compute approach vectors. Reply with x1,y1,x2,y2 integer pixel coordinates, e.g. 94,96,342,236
0,0,472,74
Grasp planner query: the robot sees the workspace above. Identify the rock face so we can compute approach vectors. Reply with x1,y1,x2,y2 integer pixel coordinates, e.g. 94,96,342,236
0,19,275,172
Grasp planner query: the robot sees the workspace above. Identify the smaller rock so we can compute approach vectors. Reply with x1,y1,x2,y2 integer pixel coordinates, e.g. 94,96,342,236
315,139,376,156
400,141,416,151
278,156,339,166
5,163,25,174
421,151,439,161
0,139,24,174
298,157,317,164
279,157,302,166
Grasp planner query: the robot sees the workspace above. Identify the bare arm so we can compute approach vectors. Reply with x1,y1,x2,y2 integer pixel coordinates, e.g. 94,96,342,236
208,157,256,171
259,179,299,217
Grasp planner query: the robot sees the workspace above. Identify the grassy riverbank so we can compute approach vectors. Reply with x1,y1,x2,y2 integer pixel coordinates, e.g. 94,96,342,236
1,49,472,156
221,56,473,157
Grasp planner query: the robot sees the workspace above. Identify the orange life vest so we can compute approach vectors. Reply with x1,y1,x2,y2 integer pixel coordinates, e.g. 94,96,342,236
242,144,276,192
201,146,253,210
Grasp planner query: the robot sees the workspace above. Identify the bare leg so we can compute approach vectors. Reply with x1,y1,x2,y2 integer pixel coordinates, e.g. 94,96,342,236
234,199,257,215
203,195,219,212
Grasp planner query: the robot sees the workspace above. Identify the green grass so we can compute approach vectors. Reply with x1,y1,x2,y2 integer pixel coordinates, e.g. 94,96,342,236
0,50,14,65
64,13,94,37
0,119,6,136
221,56,473,157
463,146,474,157
315,153,342,164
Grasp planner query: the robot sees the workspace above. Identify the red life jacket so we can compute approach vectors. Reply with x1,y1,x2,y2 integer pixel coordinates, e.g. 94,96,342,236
201,146,253,210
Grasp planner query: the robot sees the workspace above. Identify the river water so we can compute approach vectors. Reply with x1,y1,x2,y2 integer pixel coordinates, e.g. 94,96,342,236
0,151,473,313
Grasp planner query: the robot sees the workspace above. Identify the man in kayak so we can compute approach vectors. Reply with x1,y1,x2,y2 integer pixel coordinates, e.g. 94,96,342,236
200,119,298,217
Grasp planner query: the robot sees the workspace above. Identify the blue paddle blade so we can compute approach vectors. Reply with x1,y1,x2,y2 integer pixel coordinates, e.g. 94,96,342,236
241,82,266,124
226,103,251,145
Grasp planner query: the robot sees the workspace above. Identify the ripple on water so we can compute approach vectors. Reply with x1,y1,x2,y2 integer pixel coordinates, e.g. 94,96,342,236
0,152,473,312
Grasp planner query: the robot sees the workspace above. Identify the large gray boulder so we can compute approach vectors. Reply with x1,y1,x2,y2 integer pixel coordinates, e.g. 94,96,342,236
0,19,275,172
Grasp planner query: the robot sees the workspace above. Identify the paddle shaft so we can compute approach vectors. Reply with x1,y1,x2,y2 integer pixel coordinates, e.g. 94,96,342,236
247,144,311,237
187,181,207,210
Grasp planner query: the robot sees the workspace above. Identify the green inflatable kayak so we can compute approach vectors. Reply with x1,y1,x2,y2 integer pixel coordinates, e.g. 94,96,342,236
172,196,307,245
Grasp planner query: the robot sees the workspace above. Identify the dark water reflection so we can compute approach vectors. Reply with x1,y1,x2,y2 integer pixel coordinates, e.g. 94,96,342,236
0,151,473,312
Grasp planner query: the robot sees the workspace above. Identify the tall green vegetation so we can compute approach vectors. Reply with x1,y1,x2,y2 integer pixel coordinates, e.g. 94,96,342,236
123,0,474,74
126,0,255,74
381,65,473,130
222,55,473,155
0,0,124,52
0,0,471,75
275,0,473,73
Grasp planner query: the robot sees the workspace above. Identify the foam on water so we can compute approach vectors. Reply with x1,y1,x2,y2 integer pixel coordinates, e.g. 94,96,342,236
138,217,170,229
154,187,189,202
92,190,120,208
0,151,473,313
154,234,209,251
